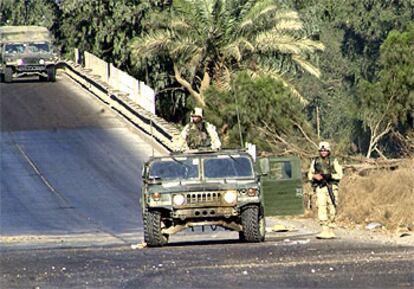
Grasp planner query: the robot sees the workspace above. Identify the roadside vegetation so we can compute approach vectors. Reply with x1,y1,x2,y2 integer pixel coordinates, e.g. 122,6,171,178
1,0,413,229
338,159,414,231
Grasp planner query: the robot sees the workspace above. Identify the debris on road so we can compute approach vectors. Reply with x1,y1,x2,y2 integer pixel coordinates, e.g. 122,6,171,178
366,222,383,231
131,242,147,250
267,224,297,233
283,239,311,246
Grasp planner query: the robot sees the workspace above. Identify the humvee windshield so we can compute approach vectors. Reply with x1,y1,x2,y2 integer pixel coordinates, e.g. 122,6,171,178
148,154,254,181
204,156,254,179
5,44,25,54
27,42,50,53
4,42,50,54
149,158,199,180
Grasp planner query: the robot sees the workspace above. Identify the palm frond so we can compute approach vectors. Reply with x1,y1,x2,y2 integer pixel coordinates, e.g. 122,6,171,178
239,0,279,33
130,30,173,59
189,0,215,29
238,38,255,53
292,55,321,78
242,0,278,22
275,19,303,31
223,43,242,61
238,0,257,20
254,65,309,105
170,19,191,31
274,10,300,21
171,42,200,58
240,19,253,31
214,63,231,91
188,47,205,68
222,37,255,61
256,33,325,55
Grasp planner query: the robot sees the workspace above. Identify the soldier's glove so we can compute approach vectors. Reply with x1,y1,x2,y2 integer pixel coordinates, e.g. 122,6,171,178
322,174,332,181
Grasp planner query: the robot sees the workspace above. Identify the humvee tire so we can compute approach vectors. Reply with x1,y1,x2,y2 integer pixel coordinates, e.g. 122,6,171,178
47,66,56,82
4,67,13,83
241,205,265,242
144,210,168,247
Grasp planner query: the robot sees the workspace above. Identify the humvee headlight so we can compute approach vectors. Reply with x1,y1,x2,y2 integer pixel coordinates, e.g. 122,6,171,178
247,188,258,197
151,192,161,201
223,190,237,204
173,194,185,206
39,59,45,65
17,59,24,65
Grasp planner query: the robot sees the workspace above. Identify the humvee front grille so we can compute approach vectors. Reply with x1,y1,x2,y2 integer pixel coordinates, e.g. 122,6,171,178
17,65,45,71
23,58,41,65
185,192,222,205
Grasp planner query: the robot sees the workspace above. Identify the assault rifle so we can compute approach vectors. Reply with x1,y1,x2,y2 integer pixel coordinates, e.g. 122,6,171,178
320,175,337,208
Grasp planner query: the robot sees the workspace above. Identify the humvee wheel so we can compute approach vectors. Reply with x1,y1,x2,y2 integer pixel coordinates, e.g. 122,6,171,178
47,66,56,82
241,205,265,242
142,208,149,243
144,210,168,247
4,67,13,83
238,231,245,241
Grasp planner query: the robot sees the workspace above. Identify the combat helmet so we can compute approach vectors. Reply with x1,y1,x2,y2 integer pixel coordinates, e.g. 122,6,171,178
191,107,203,118
318,141,331,151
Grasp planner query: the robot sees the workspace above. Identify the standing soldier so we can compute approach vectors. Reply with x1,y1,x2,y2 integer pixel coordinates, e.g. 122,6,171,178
177,107,221,151
308,141,343,239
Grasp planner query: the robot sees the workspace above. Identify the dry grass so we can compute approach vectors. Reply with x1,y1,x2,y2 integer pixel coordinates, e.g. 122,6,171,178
337,158,414,231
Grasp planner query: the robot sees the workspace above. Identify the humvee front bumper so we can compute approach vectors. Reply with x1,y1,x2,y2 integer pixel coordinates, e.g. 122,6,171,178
16,65,46,72
172,206,238,219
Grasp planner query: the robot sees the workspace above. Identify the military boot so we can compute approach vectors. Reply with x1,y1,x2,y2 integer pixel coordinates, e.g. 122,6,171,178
316,225,336,239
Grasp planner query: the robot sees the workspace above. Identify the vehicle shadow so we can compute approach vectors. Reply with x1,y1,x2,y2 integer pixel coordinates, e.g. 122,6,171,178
165,238,242,247
0,77,58,84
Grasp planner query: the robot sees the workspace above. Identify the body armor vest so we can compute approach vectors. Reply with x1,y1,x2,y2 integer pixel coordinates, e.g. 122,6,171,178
186,122,211,149
313,156,338,185
314,156,337,175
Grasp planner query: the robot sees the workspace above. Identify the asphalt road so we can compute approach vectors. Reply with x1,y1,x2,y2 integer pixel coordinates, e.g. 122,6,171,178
0,75,413,289
1,238,413,289
0,75,165,248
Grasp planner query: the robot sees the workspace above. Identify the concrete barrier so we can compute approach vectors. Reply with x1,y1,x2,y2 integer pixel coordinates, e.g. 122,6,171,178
61,60,180,152
82,51,155,115
84,52,109,84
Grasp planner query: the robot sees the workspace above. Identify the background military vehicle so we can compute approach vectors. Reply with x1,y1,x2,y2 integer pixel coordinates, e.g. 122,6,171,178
0,26,58,83
141,150,266,247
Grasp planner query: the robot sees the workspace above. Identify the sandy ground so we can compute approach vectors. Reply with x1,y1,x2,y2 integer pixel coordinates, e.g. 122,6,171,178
266,216,414,247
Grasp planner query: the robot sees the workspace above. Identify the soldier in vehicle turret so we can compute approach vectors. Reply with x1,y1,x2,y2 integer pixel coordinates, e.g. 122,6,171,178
177,107,221,151
308,141,343,239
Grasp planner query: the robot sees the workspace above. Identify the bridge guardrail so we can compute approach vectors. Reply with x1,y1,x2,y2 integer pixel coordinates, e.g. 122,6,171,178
61,60,180,152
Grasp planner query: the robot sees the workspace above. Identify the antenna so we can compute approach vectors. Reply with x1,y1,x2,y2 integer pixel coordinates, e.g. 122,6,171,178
233,93,244,148
150,119,155,157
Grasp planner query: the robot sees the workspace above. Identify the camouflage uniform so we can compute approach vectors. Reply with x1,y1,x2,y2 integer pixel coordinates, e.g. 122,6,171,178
308,142,343,239
176,107,221,151
180,121,221,150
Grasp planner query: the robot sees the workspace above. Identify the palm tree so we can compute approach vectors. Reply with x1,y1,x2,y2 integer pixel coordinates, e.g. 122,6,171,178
131,0,324,107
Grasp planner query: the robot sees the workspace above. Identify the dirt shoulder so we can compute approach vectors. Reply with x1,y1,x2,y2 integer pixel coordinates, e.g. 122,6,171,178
266,216,414,247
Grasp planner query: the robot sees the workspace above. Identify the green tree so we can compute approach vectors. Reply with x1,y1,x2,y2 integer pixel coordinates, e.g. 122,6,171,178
131,0,324,107
357,24,414,158
58,0,151,67
57,0,184,121
205,72,316,155
0,0,58,29
284,0,414,155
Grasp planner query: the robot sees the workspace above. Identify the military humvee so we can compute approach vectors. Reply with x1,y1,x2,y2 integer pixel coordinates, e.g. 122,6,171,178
141,150,266,246
0,26,58,83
